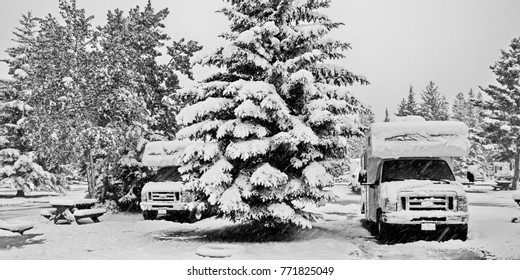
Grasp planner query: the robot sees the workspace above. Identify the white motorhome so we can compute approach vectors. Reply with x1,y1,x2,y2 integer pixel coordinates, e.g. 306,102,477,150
140,140,201,221
491,162,517,190
493,162,513,179
360,118,470,240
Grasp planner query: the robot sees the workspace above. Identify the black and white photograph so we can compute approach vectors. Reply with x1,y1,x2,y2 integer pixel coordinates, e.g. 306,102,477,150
0,0,519,278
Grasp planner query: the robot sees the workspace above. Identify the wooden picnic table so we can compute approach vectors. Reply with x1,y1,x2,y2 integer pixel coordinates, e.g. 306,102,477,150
41,199,106,225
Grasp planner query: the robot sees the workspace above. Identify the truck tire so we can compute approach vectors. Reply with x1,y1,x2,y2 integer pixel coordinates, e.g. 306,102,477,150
376,210,388,240
455,225,468,241
187,211,203,223
142,210,158,220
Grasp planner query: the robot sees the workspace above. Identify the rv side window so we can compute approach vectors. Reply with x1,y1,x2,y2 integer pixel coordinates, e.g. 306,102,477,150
381,159,455,182
154,166,183,182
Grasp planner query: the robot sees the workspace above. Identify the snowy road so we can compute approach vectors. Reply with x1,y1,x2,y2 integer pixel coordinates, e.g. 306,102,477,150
0,185,519,259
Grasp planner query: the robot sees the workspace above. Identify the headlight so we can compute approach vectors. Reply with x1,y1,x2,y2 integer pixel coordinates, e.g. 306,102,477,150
384,199,397,212
141,192,148,202
181,191,192,202
457,196,468,212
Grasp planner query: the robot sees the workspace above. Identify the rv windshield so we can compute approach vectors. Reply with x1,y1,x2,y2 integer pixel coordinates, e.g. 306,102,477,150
381,159,455,182
154,166,182,182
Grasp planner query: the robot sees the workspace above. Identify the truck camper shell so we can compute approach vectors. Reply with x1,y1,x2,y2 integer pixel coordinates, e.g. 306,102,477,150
141,140,196,167
363,120,470,185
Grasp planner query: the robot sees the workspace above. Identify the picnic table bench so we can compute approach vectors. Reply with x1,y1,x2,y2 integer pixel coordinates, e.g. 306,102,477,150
0,221,34,235
41,199,106,225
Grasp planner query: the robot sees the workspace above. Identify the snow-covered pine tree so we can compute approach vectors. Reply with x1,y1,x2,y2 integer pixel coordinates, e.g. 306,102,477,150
466,89,484,127
452,92,468,123
405,86,420,116
346,105,373,159
173,0,369,228
396,85,419,117
451,89,489,176
396,98,407,116
419,81,449,121
0,13,63,195
477,37,520,189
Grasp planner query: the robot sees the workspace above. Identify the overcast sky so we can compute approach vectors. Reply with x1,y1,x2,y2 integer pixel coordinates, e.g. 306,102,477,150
1,0,520,121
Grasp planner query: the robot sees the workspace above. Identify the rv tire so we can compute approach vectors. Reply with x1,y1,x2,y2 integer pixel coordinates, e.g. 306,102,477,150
455,225,468,241
376,210,388,239
142,210,158,220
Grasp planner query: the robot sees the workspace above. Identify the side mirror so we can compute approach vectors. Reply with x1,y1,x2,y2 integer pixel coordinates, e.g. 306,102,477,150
358,170,367,184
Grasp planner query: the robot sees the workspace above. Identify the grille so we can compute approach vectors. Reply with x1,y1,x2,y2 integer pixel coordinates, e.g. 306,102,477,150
151,192,181,202
401,195,455,211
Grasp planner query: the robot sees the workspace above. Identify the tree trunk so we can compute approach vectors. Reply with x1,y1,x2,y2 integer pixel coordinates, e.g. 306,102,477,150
87,148,96,198
100,162,109,202
513,149,520,190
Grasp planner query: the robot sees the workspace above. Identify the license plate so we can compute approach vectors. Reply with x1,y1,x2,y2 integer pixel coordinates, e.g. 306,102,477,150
158,210,167,214
421,223,436,231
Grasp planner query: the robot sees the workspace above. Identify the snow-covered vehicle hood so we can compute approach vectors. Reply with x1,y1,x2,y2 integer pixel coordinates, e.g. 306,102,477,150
142,181,185,193
381,180,465,204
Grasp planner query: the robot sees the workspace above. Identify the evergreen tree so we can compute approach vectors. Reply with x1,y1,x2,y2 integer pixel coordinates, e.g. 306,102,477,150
452,89,483,126
477,37,520,189
384,108,390,122
451,89,489,176
2,0,200,202
466,89,484,127
0,13,64,194
396,85,419,116
0,83,62,194
172,0,369,228
405,85,420,115
419,81,449,121
347,105,374,159
396,98,407,116
452,92,467,122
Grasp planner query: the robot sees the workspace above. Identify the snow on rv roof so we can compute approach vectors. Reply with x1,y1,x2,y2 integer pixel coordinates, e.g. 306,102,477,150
141,140,196,167
389,115,426,122
368,121,470,158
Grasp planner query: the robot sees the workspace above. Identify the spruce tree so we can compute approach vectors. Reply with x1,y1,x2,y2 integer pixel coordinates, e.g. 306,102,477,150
452,92,467,122
397,85,420,116
419,81,449,121
173,0,369,227
396,98,407,116
477,37,520,189
384,108,391,122
405,86,420,115
451,89,489,176
0,13,63,194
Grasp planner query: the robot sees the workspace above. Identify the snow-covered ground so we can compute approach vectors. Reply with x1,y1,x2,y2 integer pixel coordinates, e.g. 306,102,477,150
0,184,519,260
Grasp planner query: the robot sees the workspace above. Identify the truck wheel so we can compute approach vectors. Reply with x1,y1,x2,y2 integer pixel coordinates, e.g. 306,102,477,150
455,225,468,241
376,210,387,240
142,210,158,220
185,211,203,223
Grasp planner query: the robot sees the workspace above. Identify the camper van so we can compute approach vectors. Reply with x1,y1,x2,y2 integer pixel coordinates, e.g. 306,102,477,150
139,140,201,221
360,118,470,240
